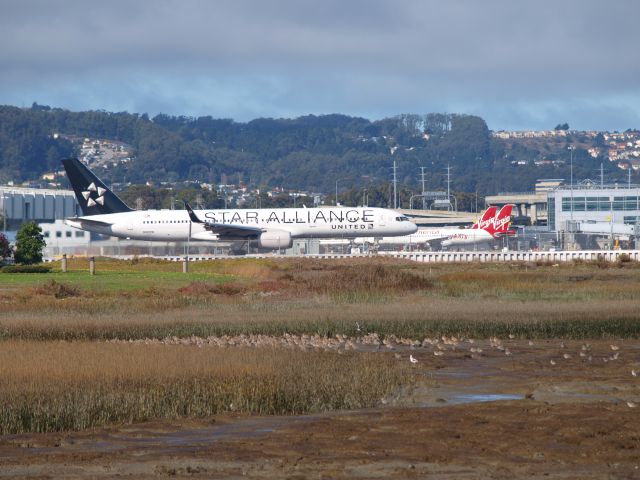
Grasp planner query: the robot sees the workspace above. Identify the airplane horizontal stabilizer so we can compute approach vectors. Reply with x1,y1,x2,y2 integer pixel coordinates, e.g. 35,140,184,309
71,217,114,228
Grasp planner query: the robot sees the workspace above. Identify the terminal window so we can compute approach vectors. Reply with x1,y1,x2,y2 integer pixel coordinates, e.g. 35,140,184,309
559,196,640,212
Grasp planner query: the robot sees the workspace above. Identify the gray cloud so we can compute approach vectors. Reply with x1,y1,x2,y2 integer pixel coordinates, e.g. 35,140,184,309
1,0,639,129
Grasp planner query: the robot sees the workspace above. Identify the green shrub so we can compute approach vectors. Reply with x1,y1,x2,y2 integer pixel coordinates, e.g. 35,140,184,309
1,264,51,273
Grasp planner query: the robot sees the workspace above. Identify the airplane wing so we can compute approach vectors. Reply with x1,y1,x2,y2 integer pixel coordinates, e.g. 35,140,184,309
185,203,262,240
200,223,262,239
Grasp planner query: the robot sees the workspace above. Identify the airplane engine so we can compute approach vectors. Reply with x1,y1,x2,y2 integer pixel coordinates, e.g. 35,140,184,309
258,230,293,249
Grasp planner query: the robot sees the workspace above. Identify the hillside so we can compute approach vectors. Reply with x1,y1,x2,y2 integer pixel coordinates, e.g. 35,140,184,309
0,104,632,205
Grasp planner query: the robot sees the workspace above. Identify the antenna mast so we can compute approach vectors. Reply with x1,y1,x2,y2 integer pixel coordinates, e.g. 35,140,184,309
446,163,451,211
420,166,426,210
393,160,398,209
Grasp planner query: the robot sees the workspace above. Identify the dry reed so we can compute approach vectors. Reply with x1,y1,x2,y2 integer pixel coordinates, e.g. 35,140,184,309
0,341,409,434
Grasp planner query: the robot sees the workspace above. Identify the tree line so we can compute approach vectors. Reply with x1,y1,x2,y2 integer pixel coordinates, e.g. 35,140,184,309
0,104,631,209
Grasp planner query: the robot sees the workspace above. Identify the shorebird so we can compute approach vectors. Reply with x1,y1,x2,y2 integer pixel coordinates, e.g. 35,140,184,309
356,322,361,333
610,345,620,351
632,369,638,377
434,350,444,357
410,354,418,364
508,334,515,339
550,359,556,365
563,353,572,360
627,401,637,408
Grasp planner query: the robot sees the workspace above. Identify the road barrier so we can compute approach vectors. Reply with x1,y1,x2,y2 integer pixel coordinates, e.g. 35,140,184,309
44,250,640,264
379,250,640,263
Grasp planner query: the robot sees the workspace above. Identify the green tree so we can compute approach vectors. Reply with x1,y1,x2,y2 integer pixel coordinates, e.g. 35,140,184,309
0,232,11,261
14,221,46,265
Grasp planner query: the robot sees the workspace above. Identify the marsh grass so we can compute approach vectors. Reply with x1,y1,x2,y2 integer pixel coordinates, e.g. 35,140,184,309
1,296,639,341
34,279,81,298
1,258,640,340
0,341,409,434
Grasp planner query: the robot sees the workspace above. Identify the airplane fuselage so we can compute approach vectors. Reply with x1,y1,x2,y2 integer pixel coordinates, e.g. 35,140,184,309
65,206,417,242
334,227,495,247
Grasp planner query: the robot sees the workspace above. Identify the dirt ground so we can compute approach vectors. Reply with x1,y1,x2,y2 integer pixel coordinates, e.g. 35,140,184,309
1,338,639,479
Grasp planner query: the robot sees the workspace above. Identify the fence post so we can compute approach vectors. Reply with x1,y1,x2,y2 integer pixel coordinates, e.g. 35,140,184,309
183,256,189,273
89,256,95,276
61,254,67,273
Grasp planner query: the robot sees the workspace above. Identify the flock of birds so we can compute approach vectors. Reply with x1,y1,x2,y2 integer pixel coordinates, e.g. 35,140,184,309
113,330,638,408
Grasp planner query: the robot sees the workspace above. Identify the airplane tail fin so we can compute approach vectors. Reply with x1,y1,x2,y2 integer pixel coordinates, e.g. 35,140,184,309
184,202,203,223
62,158,132,216
471,206,498,229
482,204,513,237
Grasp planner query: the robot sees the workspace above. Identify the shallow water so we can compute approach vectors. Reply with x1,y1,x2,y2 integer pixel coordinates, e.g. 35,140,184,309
446,393,523,405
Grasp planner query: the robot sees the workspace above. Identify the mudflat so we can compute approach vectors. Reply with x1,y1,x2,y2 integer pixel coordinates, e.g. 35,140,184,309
1,338,638,479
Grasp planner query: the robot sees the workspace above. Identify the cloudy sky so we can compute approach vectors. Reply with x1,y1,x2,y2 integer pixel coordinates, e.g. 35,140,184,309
1,0,639,130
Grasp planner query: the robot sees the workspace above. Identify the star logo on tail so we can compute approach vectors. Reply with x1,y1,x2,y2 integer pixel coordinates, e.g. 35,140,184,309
82,182,106,207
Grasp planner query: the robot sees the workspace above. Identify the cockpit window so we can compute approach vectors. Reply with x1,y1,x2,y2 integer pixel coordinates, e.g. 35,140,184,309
396,216,410,222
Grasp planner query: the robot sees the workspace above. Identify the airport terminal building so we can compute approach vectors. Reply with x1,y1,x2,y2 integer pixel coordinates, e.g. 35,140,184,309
1,185,79,232
547,183,640,231
486,179,640,232
468,180,640,250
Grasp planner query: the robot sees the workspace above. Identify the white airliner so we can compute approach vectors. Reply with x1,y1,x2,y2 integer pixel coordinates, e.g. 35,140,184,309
328,205,514,250
439,204,513,247
62,158,417,249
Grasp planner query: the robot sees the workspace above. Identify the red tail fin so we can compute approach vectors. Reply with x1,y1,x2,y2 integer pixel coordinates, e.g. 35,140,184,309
471,206,498,230
482,205,513,237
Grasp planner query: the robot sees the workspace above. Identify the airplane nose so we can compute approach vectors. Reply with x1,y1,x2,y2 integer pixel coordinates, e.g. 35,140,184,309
407,222,418,234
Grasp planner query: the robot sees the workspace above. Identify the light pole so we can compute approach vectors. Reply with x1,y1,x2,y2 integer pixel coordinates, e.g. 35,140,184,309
174,199,191,261
1,194,6,234
409,194,425,210
335,178,352,206
450,194,458,212
568,146,575,221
